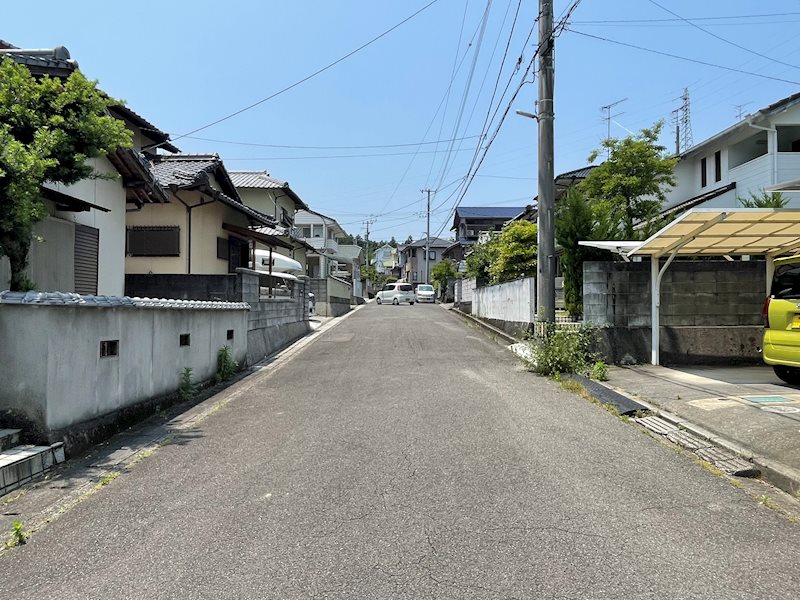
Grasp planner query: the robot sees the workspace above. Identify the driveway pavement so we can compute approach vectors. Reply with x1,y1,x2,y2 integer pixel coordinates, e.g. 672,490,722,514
2,304,800,599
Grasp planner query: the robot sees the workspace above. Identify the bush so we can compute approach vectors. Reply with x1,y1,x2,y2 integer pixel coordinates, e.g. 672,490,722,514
179,367,197,401
529,325,598,376
590,361,609,381
216,346,239,383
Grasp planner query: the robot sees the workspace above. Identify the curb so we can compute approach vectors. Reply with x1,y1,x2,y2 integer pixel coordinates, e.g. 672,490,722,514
587,377,800,497
446,306,520,345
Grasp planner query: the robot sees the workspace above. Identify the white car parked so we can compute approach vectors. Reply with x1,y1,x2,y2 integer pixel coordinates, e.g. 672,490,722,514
375,282,416,305
415,284,435,303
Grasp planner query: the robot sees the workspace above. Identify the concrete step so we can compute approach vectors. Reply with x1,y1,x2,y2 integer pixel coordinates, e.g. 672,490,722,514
0,443,65,497
0,429,21,451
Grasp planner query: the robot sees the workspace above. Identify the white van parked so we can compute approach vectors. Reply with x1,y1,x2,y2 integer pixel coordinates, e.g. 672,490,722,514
375,282,416,305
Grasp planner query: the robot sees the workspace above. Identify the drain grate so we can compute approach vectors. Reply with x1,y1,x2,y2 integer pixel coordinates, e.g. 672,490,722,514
666,430,712,451
696,447,760,477
633,416,678,436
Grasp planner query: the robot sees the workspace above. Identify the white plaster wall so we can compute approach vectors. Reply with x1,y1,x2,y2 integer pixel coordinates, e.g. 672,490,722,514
0,304,248,431
46,156,127,295
473,277,536,323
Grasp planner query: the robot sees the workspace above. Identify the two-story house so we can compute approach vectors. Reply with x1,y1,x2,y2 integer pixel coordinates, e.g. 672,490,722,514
125,154,282,279
372,244,398,275
293,210,348,278
0,42,178,296
398,237,451,285
444,206,527,265
661,92,800,217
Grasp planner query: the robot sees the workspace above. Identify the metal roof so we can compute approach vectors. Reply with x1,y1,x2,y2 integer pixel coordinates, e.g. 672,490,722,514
405,237,452,248
455,206,528,219
580,209,800,258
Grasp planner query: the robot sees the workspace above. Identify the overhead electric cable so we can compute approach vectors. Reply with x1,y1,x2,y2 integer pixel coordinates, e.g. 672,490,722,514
160,0,441,145
565,29,800,86
646,0,800,71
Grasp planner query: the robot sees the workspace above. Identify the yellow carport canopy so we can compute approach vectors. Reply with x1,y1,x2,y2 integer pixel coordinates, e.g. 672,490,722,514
579,209,800,366
580,208,800,259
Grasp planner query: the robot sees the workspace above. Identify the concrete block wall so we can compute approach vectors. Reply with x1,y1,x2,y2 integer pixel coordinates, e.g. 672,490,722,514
241,270,311,364
125,274,241,302
583,260,766,327
584,260,766,365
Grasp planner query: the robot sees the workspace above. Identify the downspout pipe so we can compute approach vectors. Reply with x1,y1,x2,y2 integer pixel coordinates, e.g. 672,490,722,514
171,187,214,274
747,120,778,185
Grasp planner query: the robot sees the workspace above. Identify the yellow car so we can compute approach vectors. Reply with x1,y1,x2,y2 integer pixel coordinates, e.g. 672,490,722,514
763,255,800,383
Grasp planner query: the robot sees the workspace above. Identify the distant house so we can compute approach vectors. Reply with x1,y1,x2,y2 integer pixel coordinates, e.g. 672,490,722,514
293,210,348,278
398,237,451,285
512,166,596,223
230,170,312,272
372,244,398,275
0,42,179,296
445,206,527,268
126,154,285,278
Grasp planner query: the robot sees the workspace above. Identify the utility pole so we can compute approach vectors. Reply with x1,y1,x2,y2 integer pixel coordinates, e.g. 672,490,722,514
537,0,555,324
421,189,432,284
363,216,376,281
600,98,627,157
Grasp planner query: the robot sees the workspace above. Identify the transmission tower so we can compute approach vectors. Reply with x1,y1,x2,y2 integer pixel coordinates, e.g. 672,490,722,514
672,88,693,154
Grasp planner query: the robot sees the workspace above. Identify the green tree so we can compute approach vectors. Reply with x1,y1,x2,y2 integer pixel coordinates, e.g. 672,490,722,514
581,121,677,239
0,58,131,290
556,187,612,317
403,235,414,245
431,259,458,294
738,190,789,208
465,233,499,283
488,220,538,284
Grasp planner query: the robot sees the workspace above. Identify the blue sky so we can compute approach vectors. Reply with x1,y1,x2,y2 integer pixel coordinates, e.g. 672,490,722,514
5,1,800,242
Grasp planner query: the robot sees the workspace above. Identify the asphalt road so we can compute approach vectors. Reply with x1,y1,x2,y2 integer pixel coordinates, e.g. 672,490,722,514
3,303,800,599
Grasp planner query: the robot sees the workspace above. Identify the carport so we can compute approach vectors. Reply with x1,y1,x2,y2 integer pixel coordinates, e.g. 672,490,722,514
580,208,800,365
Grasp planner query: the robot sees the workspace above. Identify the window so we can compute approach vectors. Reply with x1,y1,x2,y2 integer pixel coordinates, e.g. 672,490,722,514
714,151,721,183
227,329,235,340
700,157,707,188
383,284,394,291
296,226,312,238
412,272,418,281
127,226,180,257
429,251,436,260
179,334,191,347
100,340,119,358
398,284,413,292
312,224,324,238
280,207,293,227
217,237,229,260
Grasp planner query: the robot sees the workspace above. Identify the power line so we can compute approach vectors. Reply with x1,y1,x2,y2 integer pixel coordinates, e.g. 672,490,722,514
565,29,800,86
221,147,476,161
646,0,800,72
572,12,800,25
160,0,441,146
180,134,481,150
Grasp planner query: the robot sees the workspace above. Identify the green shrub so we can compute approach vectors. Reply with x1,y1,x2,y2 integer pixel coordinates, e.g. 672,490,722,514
529,325,598,376
216,346,239,383
590,361,609,381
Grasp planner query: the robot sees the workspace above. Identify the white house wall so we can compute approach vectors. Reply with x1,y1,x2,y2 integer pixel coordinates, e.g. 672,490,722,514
48,156,126,295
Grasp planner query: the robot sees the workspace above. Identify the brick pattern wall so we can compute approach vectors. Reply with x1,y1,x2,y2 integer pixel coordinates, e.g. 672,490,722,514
583,260,765,327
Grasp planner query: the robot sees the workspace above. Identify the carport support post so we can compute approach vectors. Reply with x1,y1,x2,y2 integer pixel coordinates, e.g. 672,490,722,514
651,256,659,365
766,255,775,296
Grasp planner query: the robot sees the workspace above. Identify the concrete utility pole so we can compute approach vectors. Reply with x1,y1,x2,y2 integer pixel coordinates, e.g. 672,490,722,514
421,189,432,284
363,217,376,278
537,0,556,323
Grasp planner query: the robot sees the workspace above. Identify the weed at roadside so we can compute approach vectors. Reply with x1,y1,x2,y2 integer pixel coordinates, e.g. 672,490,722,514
6,521,28,548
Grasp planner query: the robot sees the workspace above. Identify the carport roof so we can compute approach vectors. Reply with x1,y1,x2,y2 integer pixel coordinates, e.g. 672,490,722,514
580,209,800,258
